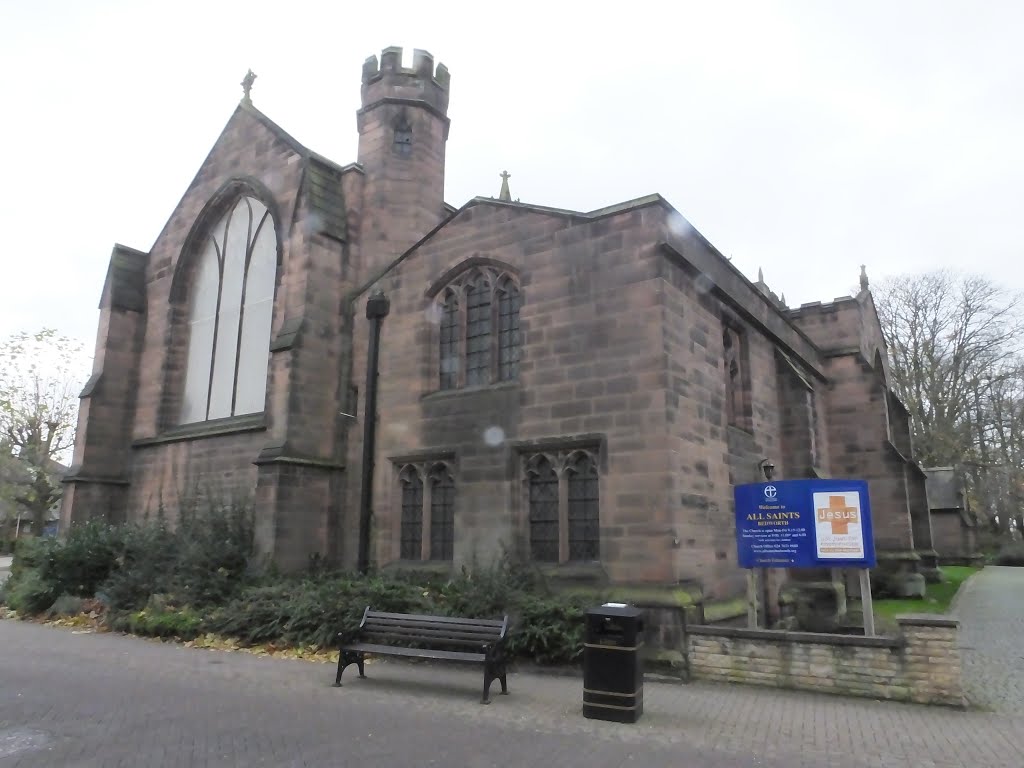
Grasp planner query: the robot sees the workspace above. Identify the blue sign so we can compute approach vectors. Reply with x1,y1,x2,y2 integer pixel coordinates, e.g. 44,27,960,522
734,479,876,568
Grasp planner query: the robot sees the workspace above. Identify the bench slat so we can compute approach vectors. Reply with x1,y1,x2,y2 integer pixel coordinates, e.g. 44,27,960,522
363,624,502,643
341,642,484,663
365,610,505,628
363,633,489,648
366,616,502,633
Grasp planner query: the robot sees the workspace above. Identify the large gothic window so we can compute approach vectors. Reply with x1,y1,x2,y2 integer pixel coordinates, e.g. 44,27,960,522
181,196,276,423
394,460,456,562
523,448,601,563
435,267,520,391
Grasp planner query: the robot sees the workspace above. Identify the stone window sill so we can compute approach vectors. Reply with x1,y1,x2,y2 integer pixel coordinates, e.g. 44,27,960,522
133,413,267,447
535,561,607,585
422,380,518,401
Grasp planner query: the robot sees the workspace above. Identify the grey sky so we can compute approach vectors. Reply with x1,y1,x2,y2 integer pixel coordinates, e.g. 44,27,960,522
2,0,1021,352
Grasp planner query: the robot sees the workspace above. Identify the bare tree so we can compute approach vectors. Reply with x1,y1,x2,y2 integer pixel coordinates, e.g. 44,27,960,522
874,271,1024,467
0,329,84,537
874,271,1024,540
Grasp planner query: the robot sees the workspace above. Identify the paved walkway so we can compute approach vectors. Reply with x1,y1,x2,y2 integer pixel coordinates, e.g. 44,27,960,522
1,618,1022,768
953,565,1024,713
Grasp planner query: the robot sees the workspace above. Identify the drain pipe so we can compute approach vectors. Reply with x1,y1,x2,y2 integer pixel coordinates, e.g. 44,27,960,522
357,288,390,574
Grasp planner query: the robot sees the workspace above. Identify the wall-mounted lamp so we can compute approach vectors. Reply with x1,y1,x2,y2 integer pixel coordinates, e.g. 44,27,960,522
759,459,776,481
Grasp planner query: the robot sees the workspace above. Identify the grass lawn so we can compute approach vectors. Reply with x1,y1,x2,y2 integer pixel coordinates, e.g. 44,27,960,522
873,566,979,629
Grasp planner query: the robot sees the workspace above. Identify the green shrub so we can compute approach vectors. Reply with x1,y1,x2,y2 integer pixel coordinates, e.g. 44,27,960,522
206,559,595,665
506,595,590,665
170,501,254,607
995,541,1024,566
4,518,603,668
48,521,125,597
426,556,541,620
3,568,58,615
111,605,203,640
4,522,124,612
99,521,179,610
206,573,429,648
2,501,256,617
10,534,58,574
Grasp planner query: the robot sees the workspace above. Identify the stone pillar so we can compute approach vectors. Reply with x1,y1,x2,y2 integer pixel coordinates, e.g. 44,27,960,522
897,614,964,707
62,245,148,529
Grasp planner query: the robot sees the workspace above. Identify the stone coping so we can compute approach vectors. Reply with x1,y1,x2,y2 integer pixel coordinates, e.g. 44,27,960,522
687,624,903,649
61,473,130,486
895,613,960,628
133,414,267,446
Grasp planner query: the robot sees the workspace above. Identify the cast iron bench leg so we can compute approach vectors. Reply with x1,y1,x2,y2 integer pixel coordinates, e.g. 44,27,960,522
334,651,365,687
481,673,492,705
482,657,508,704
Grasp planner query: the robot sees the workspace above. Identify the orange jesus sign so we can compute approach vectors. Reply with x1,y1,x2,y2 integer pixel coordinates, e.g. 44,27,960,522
816,495,860,535
812,490,866,559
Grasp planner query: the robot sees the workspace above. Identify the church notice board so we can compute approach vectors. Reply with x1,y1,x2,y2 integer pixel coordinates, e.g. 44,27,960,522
734,480,876,568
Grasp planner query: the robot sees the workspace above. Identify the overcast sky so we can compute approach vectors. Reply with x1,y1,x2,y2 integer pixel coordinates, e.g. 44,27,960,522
2,0,1022,357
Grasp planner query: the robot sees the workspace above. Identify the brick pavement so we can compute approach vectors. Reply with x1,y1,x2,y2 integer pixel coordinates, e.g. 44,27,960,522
1,617,1022,768
953,565,1024,713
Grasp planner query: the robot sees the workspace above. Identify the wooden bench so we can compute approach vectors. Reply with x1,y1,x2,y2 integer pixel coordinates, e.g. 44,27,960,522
334,607,510,703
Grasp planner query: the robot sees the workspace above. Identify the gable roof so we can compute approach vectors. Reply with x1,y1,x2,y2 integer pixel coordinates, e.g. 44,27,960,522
239,103,349,243
350,193,672,302
144,101,349,255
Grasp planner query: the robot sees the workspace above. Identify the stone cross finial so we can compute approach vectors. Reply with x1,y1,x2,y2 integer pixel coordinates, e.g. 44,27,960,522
241,69,257,105
860,264,869,291
499,170,512,202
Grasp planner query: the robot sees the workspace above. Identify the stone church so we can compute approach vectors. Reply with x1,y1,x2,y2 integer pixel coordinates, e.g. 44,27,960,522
62,47,933,619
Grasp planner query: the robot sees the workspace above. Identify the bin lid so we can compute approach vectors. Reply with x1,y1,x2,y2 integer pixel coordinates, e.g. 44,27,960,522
586,603,642,618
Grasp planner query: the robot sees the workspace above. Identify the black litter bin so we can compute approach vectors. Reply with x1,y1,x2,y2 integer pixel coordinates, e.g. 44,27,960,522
583,603,644,723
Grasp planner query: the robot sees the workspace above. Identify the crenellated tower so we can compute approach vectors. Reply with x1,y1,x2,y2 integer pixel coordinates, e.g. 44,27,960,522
354,47,451,282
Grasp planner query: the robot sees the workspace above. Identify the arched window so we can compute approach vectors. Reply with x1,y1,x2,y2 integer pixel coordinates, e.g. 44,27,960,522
439,290,460,390
400,466,424,560
435,267,520,391
497,278,521,382
527,455,559,562
567,453,600,561
430,465,456,561
465,277,492,387
180,196,276,423
522,447,601,564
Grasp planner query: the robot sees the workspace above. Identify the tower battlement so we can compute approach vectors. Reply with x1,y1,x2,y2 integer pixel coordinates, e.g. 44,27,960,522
361,47,450,115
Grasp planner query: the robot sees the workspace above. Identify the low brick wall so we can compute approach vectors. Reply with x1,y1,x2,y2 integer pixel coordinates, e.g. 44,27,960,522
685,614,963,707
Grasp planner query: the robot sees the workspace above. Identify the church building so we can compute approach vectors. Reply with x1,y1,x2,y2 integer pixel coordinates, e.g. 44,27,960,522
62,47,933,619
